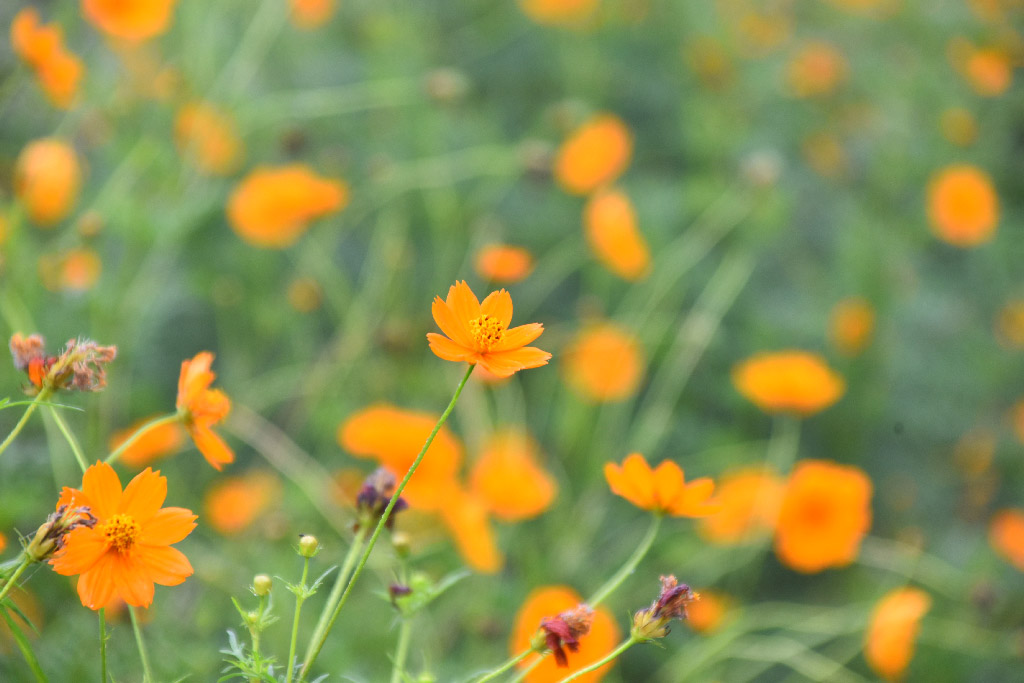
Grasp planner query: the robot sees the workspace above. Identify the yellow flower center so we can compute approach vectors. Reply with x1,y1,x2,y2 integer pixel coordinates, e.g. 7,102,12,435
101,513,140,553
470,314,505,351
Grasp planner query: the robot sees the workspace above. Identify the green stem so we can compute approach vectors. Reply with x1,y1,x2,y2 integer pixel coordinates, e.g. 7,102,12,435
553,636,637,683
48,405,88,473
588,514,663,607
0,554,33,605
471,648,533,683
105,413,181,465
251,594,268,681
389,617,413,683
509,657,541,683
0,387,52,459
99,608,108,683
129,607,154,683
286,557,311,683
299,364,475,680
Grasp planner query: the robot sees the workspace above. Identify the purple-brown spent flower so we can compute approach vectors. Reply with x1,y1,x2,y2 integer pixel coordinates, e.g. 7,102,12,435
534,604,594,667
631,575,699,641
9,334,116,395
388,582,413,606
26,504,97,562
355,467,408,530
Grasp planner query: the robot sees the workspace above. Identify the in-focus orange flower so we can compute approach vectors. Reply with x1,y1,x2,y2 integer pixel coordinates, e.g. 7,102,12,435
469,430,557,521
203,471,281,535
989,508,1024,570
176,352,233,470
227,165,349,248
563,322,645,402
511,586,620,682
786,41,848,97
475,244,534,284
554,114,633,195
427,280,551,378
604,453,716,517
14,138,81,227
10,9,83,109
864,587,932,680
437,484,503,573
290,0,335,29
926,164,999,247
109,415,187,468
940,108,978,147
174,102,243,176
964,47,1012,96
829,297,875,357
774,459,872,573
732,351,845,416
698,467,783,545
51,462,196,609
82,0,179,42
685,589,730,634
518,0,599,25
583,189,651,281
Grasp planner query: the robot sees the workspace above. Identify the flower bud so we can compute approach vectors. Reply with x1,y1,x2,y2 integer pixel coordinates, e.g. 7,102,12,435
631,575,698,642
27,503,96,562
252,574,273,596
298,534,320,558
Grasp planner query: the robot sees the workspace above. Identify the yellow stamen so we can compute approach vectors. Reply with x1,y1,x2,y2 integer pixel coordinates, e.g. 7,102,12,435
470,314,505,351
101,513,140,553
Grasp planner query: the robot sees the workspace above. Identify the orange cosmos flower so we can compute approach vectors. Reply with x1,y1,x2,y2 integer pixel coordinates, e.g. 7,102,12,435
864,587,932,680
438,484,503,573
475,244,534,284
10,9,83,109
82,0,178,42
109,415,186,468
50,462,196,609
926,164,999,247
14,138,81,227
964,47,1012,97
469,430,557,521
511,586,620,682
518,0,599,25
583,189,651,281
774,460,872,573
698,467,783,545
829,297,875,357
989,508,1024,570
227,165,349,248
554,114,633,195
786,41,848,98
732,350,845,416
290,0,335,29
176,352,234,470
604,453,716,517
563,322,645,401
203,471,281,535
174,101,243,176
427,280,551,378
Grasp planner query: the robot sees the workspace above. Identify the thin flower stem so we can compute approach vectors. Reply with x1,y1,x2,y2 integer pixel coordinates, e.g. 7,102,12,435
0,554,32,606
285,557,312,683
48,405,88,473
509,657,542,683
0,387,52,459
129,606,154,683
251,594,268,682
587,514,663,607
471,648,533,683
299,364,475,680
99,608,108,683
389,617,413,683
553,636,638,683
105,413,181,465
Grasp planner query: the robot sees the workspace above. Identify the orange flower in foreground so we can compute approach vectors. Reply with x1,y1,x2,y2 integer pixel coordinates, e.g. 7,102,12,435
989,508,1024,570
438,484,503,573
732,351,845,416
475,244,534,284
604,453,716,517
109,415,186,468
176,352,233,470
82,0,178,41
11,9,83,109
290,0,336,29
774,459,872,573
563,322,645,401
698,467,783,545
203,471,281,535
174,101,243,176
14,138,81,227
470,430,557,521
427,280,551,378
518,0,599,25
511,586,620,682
583,189,651,281
51,462,196,609
554,114,633,195
227,165,349,248
829,297,875,357
864,587,932,680
926,164,999,247
786,41,848,98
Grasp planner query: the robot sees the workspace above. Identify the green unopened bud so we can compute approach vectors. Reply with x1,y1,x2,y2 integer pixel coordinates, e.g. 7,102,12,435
253,574,273,596
414,673,437,683
298,534,320,558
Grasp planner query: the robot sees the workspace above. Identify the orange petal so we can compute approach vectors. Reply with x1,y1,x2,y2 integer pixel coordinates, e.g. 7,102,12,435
139,507,197,545
447,280,481,326
112,553,155,608
493,323,544,353
604,460,652,509
191,425,234,470
178,352,214,404
137,545,193,586
427,332,477,362
77,552,117,610
478,347,551,377
51,527,108,575
652,460,684,510
669,478,718,517
480,288,513,329
432,297,474,347
119,468,167,524
81,462,123,520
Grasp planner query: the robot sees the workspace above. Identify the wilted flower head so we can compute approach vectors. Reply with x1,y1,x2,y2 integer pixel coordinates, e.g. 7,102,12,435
26,503,97,563
632,575,699,641
9,333,117,394
355,467,408,530
535,604,594,667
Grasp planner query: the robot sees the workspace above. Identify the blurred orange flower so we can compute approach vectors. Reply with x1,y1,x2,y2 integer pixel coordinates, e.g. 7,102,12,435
14,138,81,227
698,467,783,545
964,47,1012,96
10,9,83,109
0,531,6,554
604,453,717,517
518,0,599,25
940,108,978,147
736,12,791,56
989,508,1024,570
786,41,848,97
829,297,875,357
475,244,534,284
82,0,178,42
583,189,651,281
203,471,281,535
437,483,503,573
51,462,196,609
510,586,620,682
774,460,872,573
469,430,557,521
290,0,335,29
732,351,845,416
427,280,551,378
926,164,999,247
174,102,243,176
176,352,234,471
227,165,349,248
109,415,187,468
554,114,633,195
864,587,932,680
563,322,645,402
685,589,730,634
38,248,102,293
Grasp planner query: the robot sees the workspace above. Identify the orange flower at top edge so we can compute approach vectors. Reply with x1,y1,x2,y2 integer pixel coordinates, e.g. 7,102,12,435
0,531,6,554
51,461,197,609
732,351,845,416
989,508,1024,570
604,453,717,517
554,114,633,195
864,587,932,681
469,429,557,521
427,281,551,378
926,164,999,247
11,9,84,109
583,189,651,281
109,415,186,468
511,586,620,683
14,138,81,227
518,0,599,25
176,352,234,470
82,0,179,42
475,244,534,284
290,0,336,29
